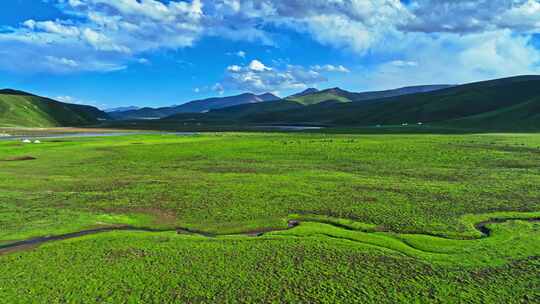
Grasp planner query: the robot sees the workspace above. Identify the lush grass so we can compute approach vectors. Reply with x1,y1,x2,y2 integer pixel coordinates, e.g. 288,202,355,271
1,133,540,238
0,219,539,303
281,215,540,266
0,132,539,302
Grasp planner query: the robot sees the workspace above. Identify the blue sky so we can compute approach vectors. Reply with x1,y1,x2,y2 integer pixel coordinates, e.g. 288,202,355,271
1,0,540,109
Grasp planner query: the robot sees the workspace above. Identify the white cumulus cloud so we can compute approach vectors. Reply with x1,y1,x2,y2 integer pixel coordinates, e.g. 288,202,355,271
312,64,350,73
222,60,330,93
0,0,204,73
248,60,271,72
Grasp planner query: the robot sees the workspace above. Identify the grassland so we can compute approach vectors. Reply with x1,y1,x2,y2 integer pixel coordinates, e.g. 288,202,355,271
0,132,539,302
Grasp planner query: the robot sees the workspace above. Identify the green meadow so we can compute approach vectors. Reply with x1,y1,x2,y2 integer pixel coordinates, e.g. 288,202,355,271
1,132,539,303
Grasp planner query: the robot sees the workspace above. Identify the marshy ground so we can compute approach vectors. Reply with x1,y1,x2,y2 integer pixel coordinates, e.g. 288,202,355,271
0,131,539,303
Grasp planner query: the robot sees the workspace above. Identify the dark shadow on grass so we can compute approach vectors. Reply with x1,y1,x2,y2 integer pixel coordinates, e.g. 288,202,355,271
1,156,37,161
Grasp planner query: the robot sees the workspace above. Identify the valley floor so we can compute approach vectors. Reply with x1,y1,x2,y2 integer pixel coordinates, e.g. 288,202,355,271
0,131,539,303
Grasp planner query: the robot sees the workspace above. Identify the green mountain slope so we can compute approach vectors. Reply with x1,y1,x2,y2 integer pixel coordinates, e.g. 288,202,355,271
286,85,454,105
0,89,109,127
445,95,540,131
245,76,540,128
287,88,353,105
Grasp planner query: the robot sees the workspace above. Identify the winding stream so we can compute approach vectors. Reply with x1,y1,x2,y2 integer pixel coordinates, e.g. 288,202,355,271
1,218,538,255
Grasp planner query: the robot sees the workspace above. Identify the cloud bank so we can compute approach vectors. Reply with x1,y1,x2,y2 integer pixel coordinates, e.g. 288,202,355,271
0,0,539,88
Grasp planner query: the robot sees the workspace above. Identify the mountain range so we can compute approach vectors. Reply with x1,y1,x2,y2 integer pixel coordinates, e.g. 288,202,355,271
109,92,280,120
163,76,540,131
1,76,540,130
105,106,140,113
164,84,455,122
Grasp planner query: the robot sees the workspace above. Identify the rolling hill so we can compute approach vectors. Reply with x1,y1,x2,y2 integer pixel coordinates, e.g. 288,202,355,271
110,92,280,120
0,89,109,127
444,95,540,130
247,76,540,129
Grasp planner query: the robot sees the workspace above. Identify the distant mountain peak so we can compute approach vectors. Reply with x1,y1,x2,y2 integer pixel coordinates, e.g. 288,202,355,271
238,93,255,97
288,88,319,98
110,91,281,119
325,87,348,94
105,106,141,113
256,92,281,101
